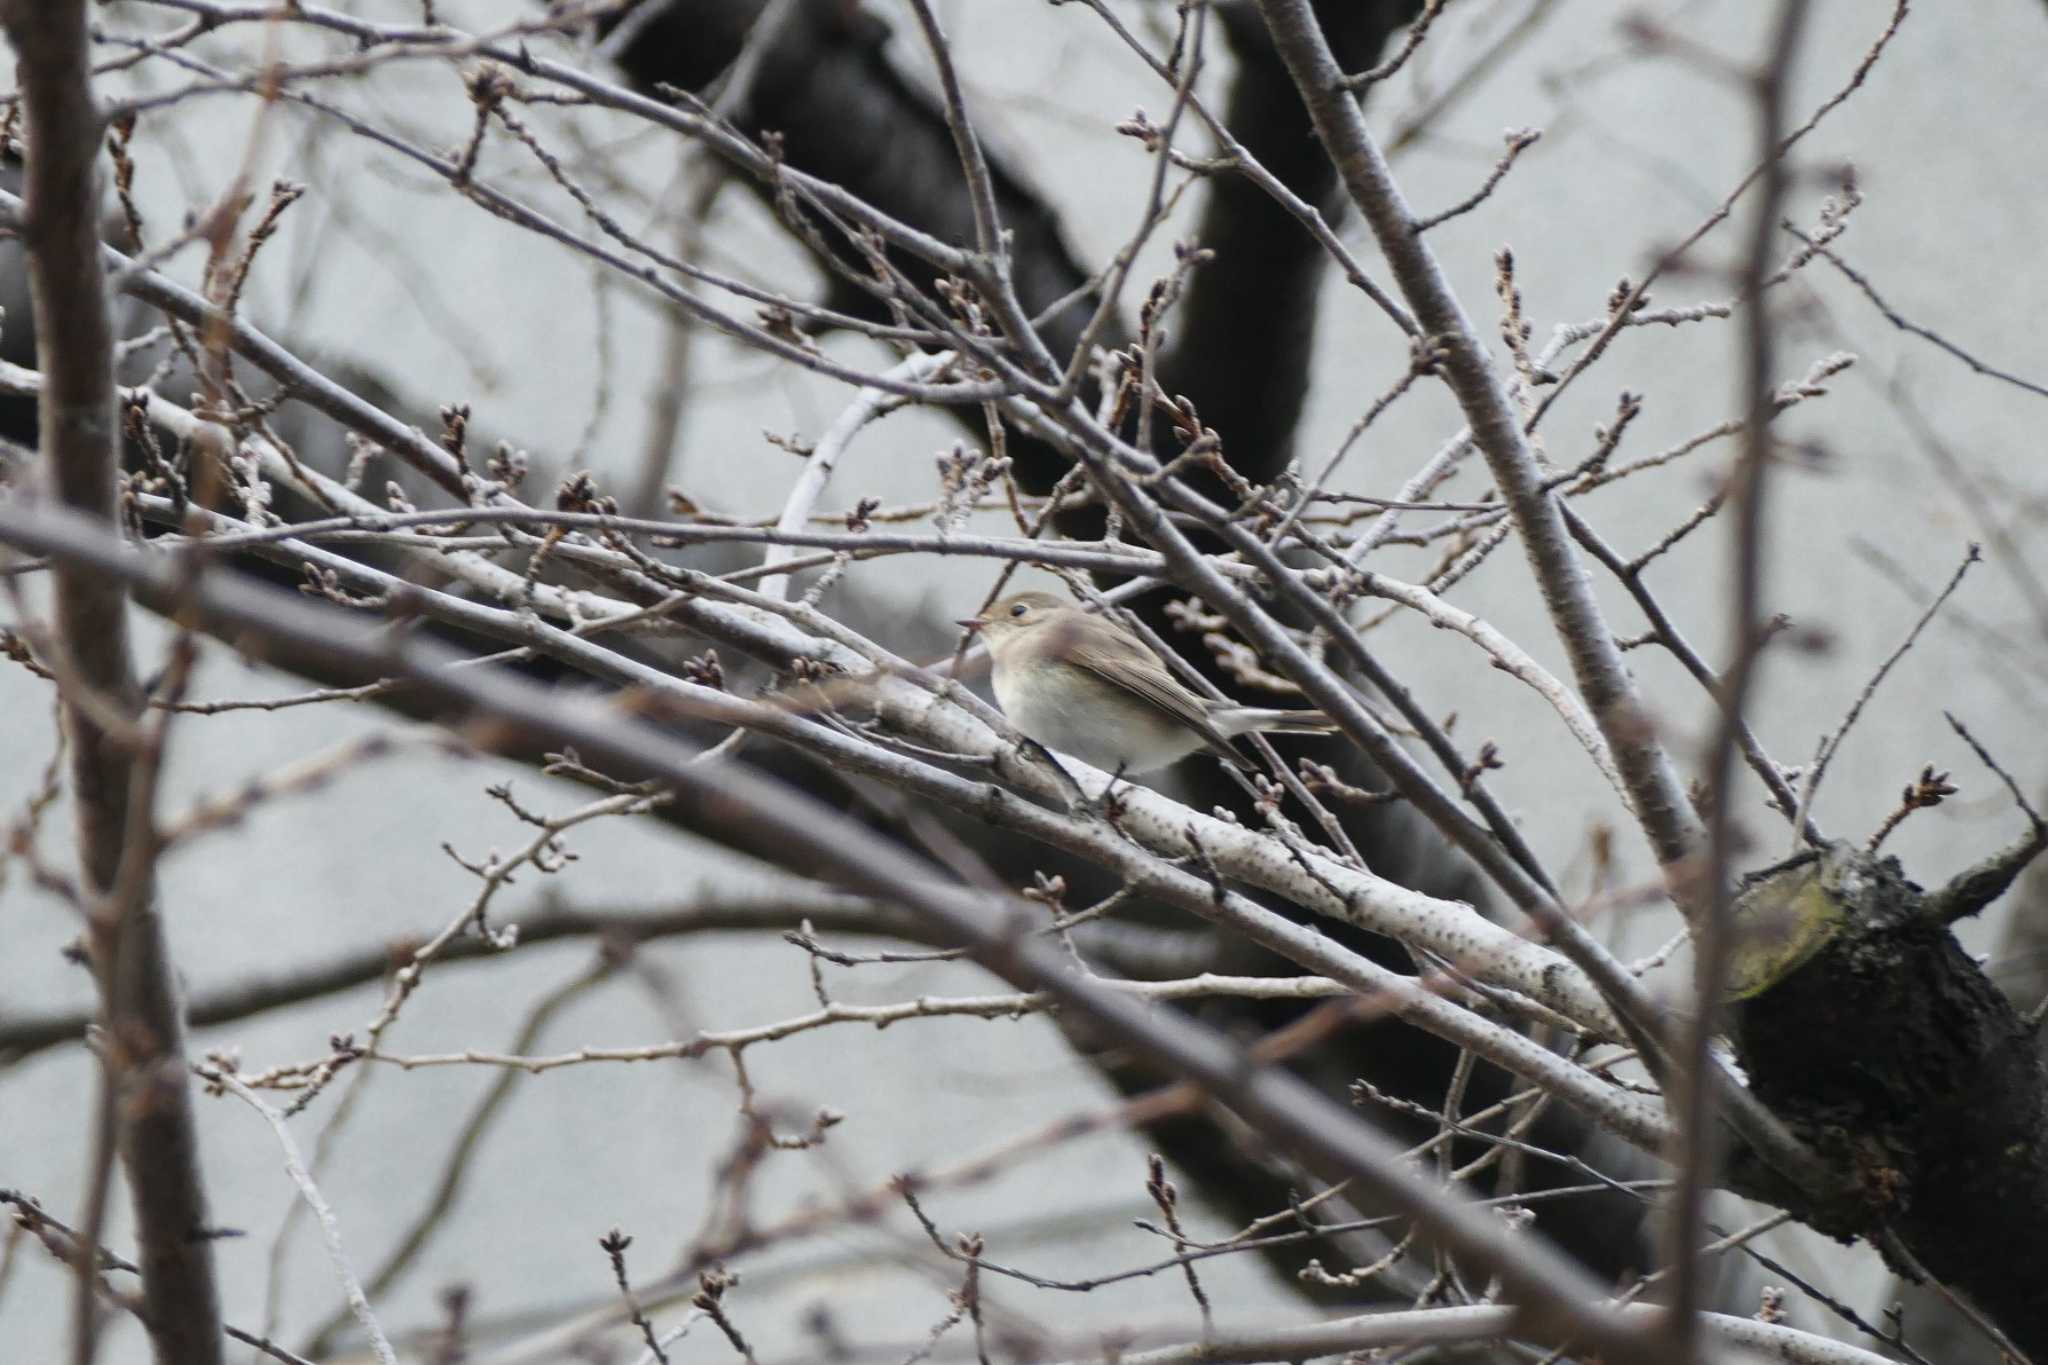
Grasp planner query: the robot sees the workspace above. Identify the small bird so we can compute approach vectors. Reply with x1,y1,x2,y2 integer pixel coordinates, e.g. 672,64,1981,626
959,591,1335,775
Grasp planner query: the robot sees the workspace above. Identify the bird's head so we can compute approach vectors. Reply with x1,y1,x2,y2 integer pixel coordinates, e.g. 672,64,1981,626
957,591,1069,644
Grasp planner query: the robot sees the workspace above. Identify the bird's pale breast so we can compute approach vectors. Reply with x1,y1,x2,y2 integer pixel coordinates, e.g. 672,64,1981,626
991,653,1203,773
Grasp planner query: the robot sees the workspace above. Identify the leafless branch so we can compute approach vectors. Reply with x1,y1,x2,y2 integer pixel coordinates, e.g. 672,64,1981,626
0,496,1668,1363
1795,542,1981,835
1668,5,1813,1348
197,1067,396,1365
0,4,227,1363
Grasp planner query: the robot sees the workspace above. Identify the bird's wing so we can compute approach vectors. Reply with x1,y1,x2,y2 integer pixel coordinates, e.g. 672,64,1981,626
1058,619,1251,769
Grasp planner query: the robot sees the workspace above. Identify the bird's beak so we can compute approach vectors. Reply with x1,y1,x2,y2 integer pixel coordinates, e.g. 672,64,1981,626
956,615,987,632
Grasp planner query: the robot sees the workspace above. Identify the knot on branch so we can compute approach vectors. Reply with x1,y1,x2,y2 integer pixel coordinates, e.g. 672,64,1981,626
1727,843,2048,1268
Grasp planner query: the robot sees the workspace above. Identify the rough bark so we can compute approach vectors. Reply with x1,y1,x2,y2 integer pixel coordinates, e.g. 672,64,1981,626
0,494,1675,1365
0,3,226,1361
1731,846,2048,1359
0,1,1641,1332
603,0,1655,1310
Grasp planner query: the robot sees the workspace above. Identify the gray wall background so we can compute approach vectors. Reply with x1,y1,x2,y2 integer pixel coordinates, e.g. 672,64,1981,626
4,1,2045,1359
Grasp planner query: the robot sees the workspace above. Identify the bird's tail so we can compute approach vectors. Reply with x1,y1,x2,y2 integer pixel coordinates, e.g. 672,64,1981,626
1214,707,1339,738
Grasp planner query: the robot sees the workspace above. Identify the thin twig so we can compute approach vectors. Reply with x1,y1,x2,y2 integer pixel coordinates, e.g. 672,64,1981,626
199,1068,397,1365
1795,543,1981,837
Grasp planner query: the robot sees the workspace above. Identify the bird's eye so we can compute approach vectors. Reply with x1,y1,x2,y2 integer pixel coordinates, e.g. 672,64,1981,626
1009,602,1028,618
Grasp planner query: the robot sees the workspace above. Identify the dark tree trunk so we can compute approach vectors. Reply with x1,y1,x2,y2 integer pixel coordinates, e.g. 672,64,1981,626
1731,846,2048,1359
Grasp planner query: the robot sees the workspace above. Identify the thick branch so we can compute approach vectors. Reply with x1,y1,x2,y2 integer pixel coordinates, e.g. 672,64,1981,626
99,493,1671,1154
0,2,225,1362
1731,848,2048,1360
1249,0,1707,897
0,497,1670,1364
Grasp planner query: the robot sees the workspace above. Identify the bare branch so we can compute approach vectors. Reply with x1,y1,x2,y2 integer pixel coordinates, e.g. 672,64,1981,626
757,351,953,601
1249,0,1706,901
0,893,929,1065
1670,6,1813,1348
1795,543,1981,833
1045,1302,1902,1365
0,497,1667,1363
198,1068,395,1365
1411,127,1542,234
0,4,226,1363
1921,713,2048,925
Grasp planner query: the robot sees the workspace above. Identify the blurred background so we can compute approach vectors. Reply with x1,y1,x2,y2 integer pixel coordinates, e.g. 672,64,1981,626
4,1,2045,1359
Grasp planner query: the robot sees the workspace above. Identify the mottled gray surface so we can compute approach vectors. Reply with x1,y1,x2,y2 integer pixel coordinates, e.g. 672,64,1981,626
4,0,2045,1359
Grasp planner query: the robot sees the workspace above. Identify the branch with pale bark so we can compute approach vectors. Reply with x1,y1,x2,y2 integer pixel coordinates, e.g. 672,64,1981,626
3,2,2043,1362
